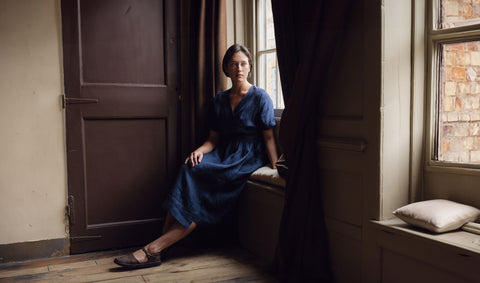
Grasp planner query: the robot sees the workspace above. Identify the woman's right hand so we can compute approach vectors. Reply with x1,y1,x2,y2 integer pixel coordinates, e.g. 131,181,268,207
185,151,204,167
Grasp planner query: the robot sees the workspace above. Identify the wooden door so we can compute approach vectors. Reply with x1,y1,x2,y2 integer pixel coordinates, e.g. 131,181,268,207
61,0,180,254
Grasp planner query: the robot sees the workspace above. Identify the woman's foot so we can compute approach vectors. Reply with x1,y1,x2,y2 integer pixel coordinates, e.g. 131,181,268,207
114,247,162,269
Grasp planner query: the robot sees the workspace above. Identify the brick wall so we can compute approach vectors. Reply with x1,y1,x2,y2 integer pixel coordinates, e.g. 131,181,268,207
439,1,480,163
443,0,480,27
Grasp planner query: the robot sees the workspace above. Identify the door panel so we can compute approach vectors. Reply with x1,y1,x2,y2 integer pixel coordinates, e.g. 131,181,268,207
83,118,167,226
80,1,165,85
61,0,179,254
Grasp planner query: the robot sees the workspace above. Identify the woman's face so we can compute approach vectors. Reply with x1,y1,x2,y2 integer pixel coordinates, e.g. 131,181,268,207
226,51,251,83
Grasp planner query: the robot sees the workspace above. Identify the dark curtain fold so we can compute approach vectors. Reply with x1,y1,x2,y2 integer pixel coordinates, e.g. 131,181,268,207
185,0,227,147
271,1,357,281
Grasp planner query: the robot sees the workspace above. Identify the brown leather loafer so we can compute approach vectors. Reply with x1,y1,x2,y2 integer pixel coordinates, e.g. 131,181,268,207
114,247,162,269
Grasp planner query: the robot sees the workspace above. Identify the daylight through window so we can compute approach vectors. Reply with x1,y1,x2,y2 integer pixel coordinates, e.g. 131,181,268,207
256,0,284,110
434,0,480,164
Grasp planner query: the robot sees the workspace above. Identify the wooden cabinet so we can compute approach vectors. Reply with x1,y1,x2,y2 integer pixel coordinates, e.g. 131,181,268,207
368,219,480,283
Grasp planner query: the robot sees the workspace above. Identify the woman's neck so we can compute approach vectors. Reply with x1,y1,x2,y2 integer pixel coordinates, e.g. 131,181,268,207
230,82,251,95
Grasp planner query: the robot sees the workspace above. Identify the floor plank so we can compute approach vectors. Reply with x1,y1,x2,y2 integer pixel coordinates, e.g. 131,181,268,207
0,248,277,283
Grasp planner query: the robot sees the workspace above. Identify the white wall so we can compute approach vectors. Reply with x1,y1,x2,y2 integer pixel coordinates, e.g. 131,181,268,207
380,0,412,219
0,0,67,244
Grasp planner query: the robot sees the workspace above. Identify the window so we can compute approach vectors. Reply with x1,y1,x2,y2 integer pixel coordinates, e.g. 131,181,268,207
422,0,480,208
255,0,284,111
429,0,480,166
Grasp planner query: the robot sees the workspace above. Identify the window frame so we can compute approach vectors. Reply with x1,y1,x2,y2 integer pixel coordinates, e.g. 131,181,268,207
419,0,480,211
253,0,284,116
426,0,480,172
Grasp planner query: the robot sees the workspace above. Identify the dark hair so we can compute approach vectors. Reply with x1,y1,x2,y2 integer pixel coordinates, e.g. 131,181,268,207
222,44,253,78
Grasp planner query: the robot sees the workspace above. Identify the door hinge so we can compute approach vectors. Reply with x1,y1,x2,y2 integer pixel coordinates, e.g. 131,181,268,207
67,195,75,225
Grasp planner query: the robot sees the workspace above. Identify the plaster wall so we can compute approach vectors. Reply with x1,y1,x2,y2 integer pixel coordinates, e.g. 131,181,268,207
0,0,67,245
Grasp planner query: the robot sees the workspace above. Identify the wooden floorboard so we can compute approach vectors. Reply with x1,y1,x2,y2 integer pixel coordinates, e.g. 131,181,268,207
0,248,278,282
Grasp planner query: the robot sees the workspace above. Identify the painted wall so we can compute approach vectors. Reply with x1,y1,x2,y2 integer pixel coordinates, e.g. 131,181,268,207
0,0,67,244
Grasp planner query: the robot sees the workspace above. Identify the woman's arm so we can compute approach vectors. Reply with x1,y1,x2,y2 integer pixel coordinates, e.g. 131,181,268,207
185,130,219,167
263,128,278,169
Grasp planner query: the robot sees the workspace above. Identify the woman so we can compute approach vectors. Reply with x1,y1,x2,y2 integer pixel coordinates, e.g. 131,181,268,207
114,44,278,269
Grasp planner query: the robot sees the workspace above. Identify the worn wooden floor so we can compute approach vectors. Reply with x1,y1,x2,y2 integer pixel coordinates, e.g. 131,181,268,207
0,248,278,282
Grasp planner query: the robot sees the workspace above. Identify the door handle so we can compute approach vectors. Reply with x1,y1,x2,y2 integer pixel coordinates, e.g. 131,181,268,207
62,95,99,108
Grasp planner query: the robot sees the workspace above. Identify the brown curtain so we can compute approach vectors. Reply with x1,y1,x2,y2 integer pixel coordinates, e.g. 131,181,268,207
271,1,357,281
182,0,227,148
175,0,234,249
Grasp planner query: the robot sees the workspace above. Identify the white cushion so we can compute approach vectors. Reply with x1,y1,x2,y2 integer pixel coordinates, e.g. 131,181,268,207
250,166,286,188
393,199,480,233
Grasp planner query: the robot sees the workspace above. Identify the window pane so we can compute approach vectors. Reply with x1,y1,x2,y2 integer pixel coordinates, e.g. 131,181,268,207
257,0,276,50
440,0,480,29
437,41,480,163
256,0,283,110
258,52,284,109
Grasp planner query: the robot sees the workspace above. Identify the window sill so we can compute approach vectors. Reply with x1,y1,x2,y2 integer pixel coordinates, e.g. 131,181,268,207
369,217,480,281
371,218,480,254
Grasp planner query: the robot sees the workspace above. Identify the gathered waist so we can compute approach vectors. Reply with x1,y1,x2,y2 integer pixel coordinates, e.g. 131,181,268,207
221,133,261,143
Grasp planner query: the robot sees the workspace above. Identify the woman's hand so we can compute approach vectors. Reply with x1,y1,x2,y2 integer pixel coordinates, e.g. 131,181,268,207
185,151,204,167
184,130,218,168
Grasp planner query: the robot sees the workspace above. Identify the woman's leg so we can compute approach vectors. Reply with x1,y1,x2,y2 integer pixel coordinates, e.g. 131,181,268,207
131,213,196,263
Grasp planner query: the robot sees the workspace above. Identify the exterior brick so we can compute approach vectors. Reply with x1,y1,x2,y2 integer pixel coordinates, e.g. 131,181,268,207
454,123,469,136
470,151,480,162
444,96,455,111
466,137,475,150
446,112,458,122
446,1,459,17
471,51,480,65
458,82,469,94
443,125,455,137
441,151,469,162
439,2,480,163
471,82,480,93
445,67,452,80
445,81,457,96
455,97,463,111
446,43,464,52
452,67,466,80
472,113,480,120
466,67,477,81
467,42,479,51
442,139,449,152
475,4,480,17
447,112,459,121
450,138,465,151
459,151,470,162
470,122,480,135
446,52,456,65
464,95,480,109
456,52,470,65
459,113,471,121
460,4,473,18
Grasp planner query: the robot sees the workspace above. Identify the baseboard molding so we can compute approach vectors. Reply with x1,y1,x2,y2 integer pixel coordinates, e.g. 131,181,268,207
0,238,69,264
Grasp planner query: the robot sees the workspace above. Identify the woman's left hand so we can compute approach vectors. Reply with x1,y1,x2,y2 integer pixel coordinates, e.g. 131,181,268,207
185,151,204,167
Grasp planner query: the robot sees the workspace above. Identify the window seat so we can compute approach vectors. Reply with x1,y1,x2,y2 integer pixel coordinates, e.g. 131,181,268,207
237,166,286,261
369,218,480,282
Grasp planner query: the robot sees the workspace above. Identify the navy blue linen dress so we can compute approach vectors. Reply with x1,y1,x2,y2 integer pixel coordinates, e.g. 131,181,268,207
164,86,276,228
